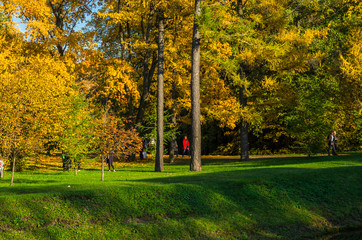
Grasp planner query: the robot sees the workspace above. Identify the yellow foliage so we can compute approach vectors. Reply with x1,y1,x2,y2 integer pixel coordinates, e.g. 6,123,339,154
340,29,362,84
0,36,76,157
262,76,279,91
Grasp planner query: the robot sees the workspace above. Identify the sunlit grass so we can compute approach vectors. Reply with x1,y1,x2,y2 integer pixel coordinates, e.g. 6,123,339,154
0,153,361,239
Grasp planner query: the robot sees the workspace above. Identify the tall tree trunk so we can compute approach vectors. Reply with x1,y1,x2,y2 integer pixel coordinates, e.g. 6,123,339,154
118,0,133,120
10,154,16,186
124,84,134,121
169,16,179,164
117,0,125,59
136,52,157,124
240,85,249,161
101,108,109,181
169,71,178,164
136,6,157,125
237,2,248,161
155,11,165,172
190,0,202,172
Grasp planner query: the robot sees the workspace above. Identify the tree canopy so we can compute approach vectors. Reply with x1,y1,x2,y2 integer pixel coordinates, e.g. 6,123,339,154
0,0,360,177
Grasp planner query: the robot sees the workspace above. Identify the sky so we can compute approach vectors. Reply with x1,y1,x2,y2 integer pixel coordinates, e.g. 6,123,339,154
14,17,26,32
14,17,89,33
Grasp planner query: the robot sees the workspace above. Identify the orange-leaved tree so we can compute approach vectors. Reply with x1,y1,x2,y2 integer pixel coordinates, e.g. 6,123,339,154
96,113,141,181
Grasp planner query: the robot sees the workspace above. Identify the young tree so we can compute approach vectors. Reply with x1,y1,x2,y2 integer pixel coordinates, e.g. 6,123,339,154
0,37,75,185
58,93,94,175
97,114,141,181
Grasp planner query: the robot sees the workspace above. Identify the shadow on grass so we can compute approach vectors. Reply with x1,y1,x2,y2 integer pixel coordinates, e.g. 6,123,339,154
7,178,59,184
129,164,362,239
19,172,66,175
170,153,362,168
0,155,361,239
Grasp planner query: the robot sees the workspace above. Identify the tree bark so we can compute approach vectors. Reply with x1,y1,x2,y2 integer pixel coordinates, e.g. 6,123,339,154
237,2,249,161
169,16,179,164
155,11,165,172
169,72,178,164
124,84,134,121
136,6,157,125
49,1,66,56
240,85,249,161
10,154,16,186
190,0,202,172
101,156,105,181
136,52,157,124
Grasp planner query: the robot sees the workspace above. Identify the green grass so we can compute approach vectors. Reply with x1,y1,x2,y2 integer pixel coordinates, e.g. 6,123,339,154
0,154,361,239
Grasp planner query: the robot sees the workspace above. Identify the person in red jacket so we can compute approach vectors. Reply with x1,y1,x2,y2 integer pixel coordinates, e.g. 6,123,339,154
182,136,190,157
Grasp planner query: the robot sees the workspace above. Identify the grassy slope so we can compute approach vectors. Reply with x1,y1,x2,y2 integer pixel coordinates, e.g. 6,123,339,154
0,154,361,239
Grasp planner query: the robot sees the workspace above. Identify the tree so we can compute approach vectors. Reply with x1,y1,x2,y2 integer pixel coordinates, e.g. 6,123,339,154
96,114,141,181
199,0,328,157
95,0,159,125
283,74,336,155
58,93,94,175
94,0,194,162
155,9,165,172
190,0,202,171
328,0,362,151
0,37,75,185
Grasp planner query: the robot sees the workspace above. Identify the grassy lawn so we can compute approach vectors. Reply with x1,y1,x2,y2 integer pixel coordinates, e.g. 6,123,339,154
0,154,361,239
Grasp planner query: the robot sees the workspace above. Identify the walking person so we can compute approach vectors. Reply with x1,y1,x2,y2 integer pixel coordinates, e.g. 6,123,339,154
182,136,190,157
106,153,116,172
327,131,338,156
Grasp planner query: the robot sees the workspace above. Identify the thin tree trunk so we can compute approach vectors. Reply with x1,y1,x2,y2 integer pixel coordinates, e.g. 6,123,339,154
237,2,249,161
74,161,78,176
101,156,105,181
155,10,165,172
10,104,20,186
117,0,125,59
136,52,157,124
0,157,3,178
10,154,16,186
190,0,202,172
240,85,249,161
136,6,157,125
169,16,179,164
169,74,177,164
101,107,109,181
125,84,134,121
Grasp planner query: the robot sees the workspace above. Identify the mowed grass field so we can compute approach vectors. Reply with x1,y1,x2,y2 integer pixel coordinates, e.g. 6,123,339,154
0,154,361,239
